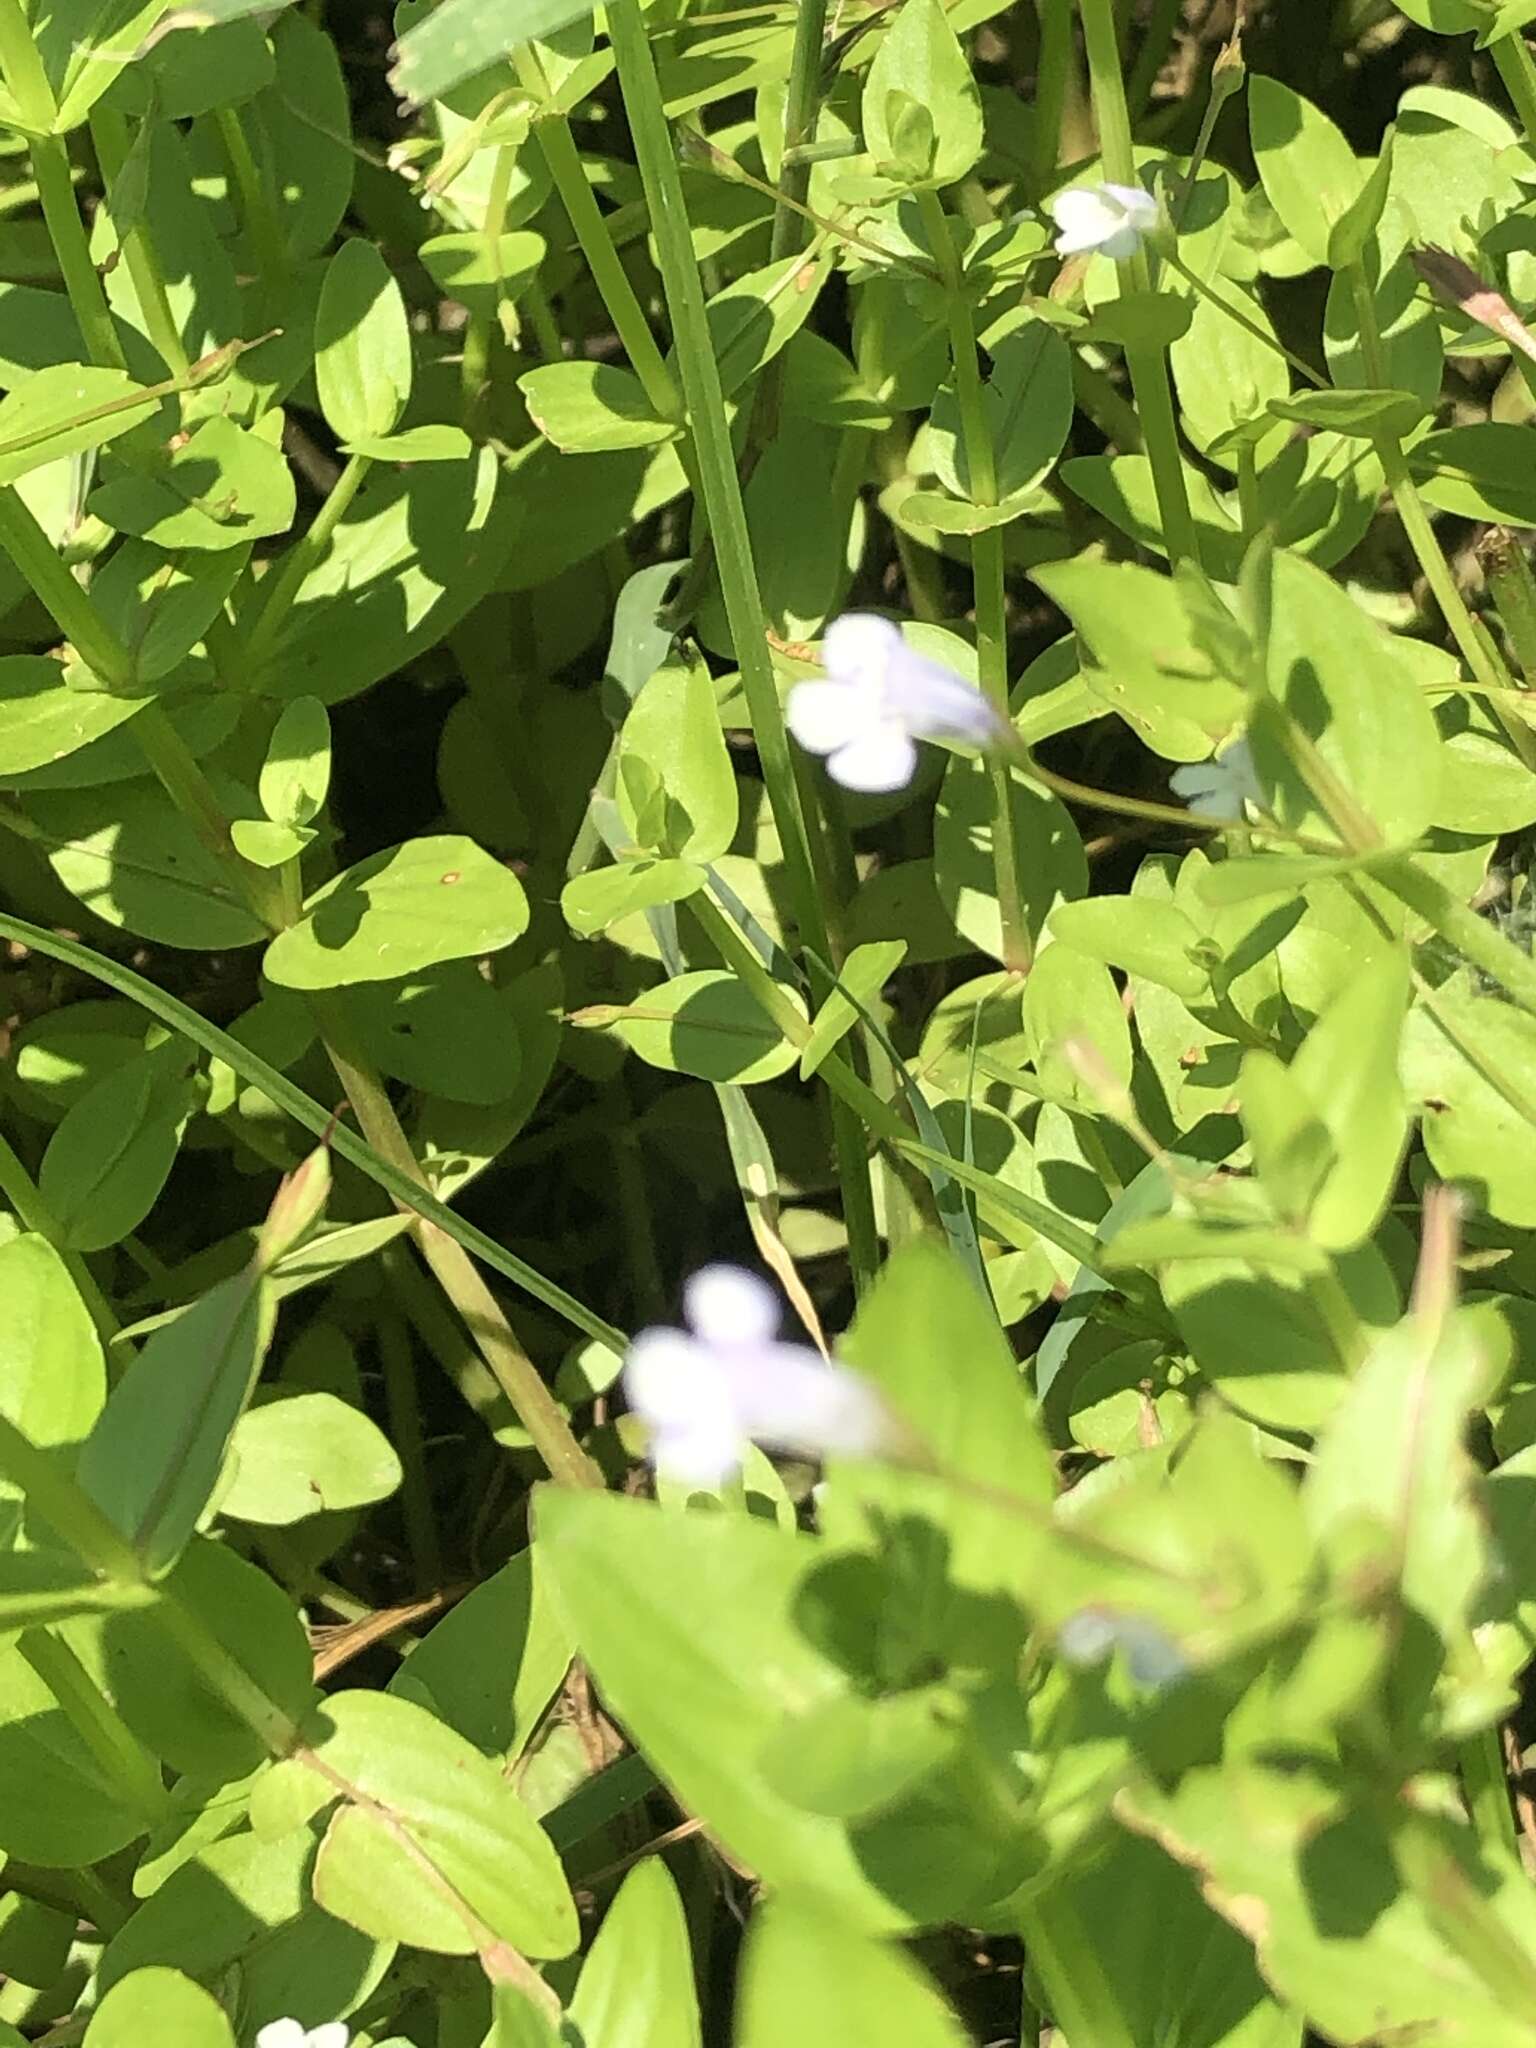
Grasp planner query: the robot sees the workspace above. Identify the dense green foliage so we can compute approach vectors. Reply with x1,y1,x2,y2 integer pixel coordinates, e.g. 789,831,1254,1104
6,0,1536,2042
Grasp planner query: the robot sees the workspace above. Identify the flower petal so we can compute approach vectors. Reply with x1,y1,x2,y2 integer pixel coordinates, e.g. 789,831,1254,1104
786,679,871,757
884,646,1002,746
828,727,919,793
308,2028,352,2048
726,1347,895,1463
255,2026,310,2048
684,1263,780,1346
623,1328,723,1436
1101,181,1159,232
820,611,903,691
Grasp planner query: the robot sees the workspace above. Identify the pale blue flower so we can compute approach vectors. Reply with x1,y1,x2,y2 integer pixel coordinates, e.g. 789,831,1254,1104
787,613,1003,794
1057,1608,1189,1690
1049,181,1159,261
1170,738,1262,822
623,1265,896,1484
255,2024,349,2048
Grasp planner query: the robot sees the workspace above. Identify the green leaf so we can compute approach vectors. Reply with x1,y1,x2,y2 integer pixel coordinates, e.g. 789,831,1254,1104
617,656,737,861
254,448,517,705
27,774,270,950
1023,941,1133,1108
75,1263,274,1576
99,1824,386,2022
1405,983,1536,1226
1248,548,1443,845
263,835,529,990
0,655,148,774
598,970,799,1085
700,252,834,402
518,362,674,454
83,1967,235,2048
0,1551,143,1633
1409,424,1536,526
90,415,297,551
1121,1759,1536,2047
315,240,413,445
229,819,313,868
90,541,246,688
561,857,706,940
1023,1832,1304,2048
259,697,331,828
840,1236,1054,1595
1031,556,1246,756
0,1234,105,1474
934,753,1087,962
737,1897,967,2048
1171,289,1290,470
255,1690,578,1957
389,0,595,107
339,423,473,461
0,1891,75,1986
568,1860,701,2048
0,1636,147,1862
0,364,162,485
1049,896,1211,1000
38,1040,198,1252
929,323,1073,504
69,1537,319,1780
420,230,546,318
339,960,525,1104
537,1490,904,1930
1249,76,1368,269
389,1547,572,1760
220,1392,402,1526
1269,386,1429,438
861,0,982,189
800,940,906,1079
1287,948,1410,1249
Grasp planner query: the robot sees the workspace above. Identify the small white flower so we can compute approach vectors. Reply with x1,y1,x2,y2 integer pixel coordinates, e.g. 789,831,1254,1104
786,613,1003,795
1048,181,1159,262
1057,1608,1188,1690
255,2023,350,2048
623,1264,898,1484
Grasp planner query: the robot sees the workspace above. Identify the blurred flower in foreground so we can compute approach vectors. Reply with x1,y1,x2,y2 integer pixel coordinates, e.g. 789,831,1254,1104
256,2024,349,2048
623,1264,899,1484
1057,1608,1189,1690
787,613,1003,793
1170,738,1262,822
1048,181,1159,262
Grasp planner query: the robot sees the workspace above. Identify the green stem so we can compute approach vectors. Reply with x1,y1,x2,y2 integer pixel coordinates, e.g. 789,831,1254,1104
1162,250,1326,388
604,0,881,1270
1380,855,1536,1022
0,1128,122,1343
1459,1724,1521,1864
1481,527,1536,686
0,484,131,683
917,186,1030,974
1491,32,1536,145
1346,262,1534,764
380,1313,443,1589
1076,0,1198,568
311,992,603,1491
18,1627,171,1824
461,141,515,424
28,132,125,371
517,51,682,422
1126,0,1181,117
149,1587,303,1753
0,910,628,1354
1030,0,1073,198
0,0,55,129
133,703,289,927
89,105,189,377
241,451,370,671
769,0,828,262
215,104,287,291
0,1412,149,1584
